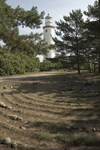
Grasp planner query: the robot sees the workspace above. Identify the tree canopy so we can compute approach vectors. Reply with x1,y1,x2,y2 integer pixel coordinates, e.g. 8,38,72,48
53,0,100,74
53,9,85,74
0,0,48,56
83,0,100,73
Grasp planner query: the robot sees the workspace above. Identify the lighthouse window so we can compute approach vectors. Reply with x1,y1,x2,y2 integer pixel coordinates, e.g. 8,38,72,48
46,30,48,32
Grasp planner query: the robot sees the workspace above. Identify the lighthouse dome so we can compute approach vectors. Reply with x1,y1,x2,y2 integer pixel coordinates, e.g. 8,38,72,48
45,14,52,26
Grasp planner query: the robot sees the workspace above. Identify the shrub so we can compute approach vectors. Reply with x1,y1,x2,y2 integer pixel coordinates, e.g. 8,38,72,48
0,52,40,76
40,61,62,71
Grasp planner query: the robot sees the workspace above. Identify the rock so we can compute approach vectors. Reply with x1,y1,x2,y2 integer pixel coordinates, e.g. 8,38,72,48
70,103,74,106
78,103,83,106
17,110,22,113
46,109,51,113
66,126,71,130
8,115,22,121
0,102,12,109
8,107,12,109
2,137,11,144
10,86,13,89
92,127,96,132
61,91,65,94
0,102,7,108
11,142,17,148
20,126,26,130
3,85,7,89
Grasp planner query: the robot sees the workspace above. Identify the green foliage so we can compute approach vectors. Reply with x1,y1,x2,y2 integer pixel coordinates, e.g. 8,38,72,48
0,52,40,76
84,0,99,19
53,1,100,74
0,0,48,56
54,9,85,74
83,0,100,73
40,61,62,71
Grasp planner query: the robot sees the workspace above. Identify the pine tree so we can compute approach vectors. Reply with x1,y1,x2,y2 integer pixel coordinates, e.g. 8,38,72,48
0,0,48,56
84,0,100,73
54,9,85,74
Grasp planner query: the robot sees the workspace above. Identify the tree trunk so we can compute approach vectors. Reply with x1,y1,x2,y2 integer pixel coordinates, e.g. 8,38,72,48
77,59,80,74
98,0,100,74
93,63,96,73
99,54,100,73
99,0,100,22
88,63,91,73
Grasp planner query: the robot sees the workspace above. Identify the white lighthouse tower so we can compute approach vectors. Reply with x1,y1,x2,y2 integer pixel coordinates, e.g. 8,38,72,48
43,14,55,61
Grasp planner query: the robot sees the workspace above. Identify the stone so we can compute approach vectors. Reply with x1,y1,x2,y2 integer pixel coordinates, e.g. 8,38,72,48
78,103,83,106
2,137,11,144
10,86,13,89
61,91,65,94
0,102,7,108
20,126,26,130
17,110,22,113
46,109,51,112
8,107,12,109
8,115,22,121
11,142,17,148
70,103,74,106
66,126,71,130
92,127,96,132
3,85,7,89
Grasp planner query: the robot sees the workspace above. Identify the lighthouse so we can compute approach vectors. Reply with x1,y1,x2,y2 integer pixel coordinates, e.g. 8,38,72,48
43,14,55,61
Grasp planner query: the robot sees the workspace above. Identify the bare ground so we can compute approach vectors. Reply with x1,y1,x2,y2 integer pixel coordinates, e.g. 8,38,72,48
0,71,100,150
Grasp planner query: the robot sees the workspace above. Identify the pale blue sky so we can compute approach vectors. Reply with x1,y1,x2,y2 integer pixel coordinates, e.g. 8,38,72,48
6,0,95,34
6,0,95,61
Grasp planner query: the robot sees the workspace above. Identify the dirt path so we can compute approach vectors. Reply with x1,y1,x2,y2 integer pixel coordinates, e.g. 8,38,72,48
0,71,68,81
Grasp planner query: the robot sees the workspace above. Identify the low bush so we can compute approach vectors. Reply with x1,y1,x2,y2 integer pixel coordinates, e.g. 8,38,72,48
0,52,40,76
40,61,62,71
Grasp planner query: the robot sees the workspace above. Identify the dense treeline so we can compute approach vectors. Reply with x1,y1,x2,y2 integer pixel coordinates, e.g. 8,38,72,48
0,0,100,75
0,52,61,75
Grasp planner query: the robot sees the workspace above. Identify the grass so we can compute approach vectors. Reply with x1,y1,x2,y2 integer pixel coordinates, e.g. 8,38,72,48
0,72,100,150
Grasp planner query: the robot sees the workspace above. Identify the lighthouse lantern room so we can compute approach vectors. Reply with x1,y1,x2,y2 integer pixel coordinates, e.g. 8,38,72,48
43,14,55,61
